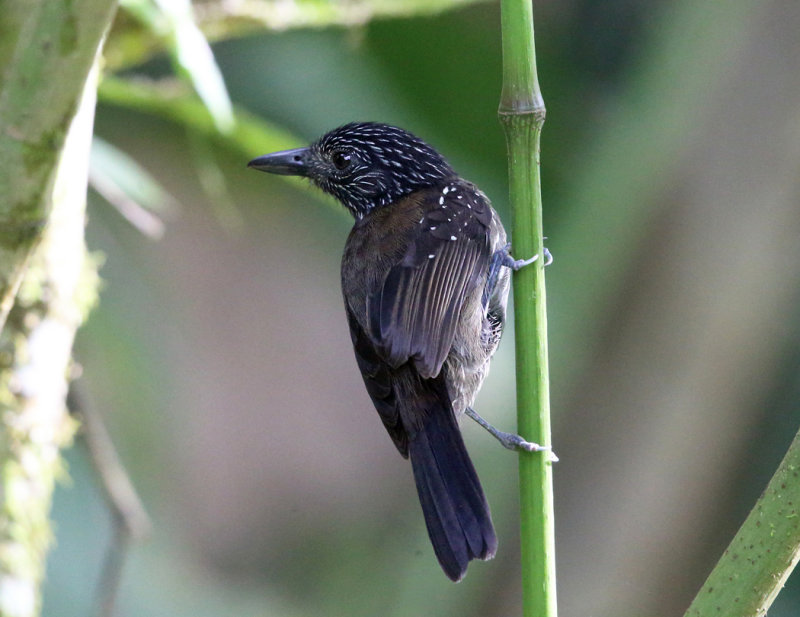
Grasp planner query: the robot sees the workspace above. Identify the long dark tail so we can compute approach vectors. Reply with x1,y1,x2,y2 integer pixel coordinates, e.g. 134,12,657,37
407,390,497,582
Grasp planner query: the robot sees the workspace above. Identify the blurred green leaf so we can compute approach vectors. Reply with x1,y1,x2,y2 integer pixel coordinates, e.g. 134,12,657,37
97,76,341,213
106,0,488,72
99,77,289,156
120,0,235,133
186,132,244,232
89,136,178,238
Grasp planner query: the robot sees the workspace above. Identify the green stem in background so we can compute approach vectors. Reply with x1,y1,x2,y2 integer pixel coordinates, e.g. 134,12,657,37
684,427,800,616
497,1,556,616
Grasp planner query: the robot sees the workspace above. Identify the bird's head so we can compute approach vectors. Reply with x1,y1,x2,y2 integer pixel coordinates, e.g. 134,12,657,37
248,122,456,218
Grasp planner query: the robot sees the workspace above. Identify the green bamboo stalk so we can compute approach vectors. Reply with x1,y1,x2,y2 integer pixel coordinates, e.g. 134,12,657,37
497,1,556,616
684,426,800,616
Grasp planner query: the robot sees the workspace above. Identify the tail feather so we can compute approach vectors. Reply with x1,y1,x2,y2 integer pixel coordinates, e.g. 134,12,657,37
408,396,497,581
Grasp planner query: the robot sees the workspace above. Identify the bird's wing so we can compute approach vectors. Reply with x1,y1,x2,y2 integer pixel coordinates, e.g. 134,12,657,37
367,184,493,379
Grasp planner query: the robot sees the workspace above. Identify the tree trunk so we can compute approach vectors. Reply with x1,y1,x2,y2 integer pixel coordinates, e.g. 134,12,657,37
0,2,117,615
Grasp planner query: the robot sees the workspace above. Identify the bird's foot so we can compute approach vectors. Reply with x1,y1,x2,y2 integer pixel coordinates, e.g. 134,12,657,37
500,243,553,270
483,244,552,309
465,407,558,461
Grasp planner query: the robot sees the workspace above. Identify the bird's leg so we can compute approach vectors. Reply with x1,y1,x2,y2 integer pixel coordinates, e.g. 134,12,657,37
483,243,529,308
483,251,503,308
483,244,553,308
465,407,557,459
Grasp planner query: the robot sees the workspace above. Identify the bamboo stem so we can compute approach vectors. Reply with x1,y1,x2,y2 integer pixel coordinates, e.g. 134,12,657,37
497,0,556,616
684,426,800,616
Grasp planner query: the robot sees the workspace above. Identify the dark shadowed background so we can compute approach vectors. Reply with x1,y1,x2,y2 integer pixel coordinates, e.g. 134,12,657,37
42,1,800,616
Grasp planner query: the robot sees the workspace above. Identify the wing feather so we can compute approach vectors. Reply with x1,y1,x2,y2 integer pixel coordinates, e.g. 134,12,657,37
368,187,492,378
346,307,408,456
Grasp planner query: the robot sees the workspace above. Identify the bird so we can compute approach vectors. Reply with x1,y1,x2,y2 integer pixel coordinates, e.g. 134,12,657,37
248,122,545,582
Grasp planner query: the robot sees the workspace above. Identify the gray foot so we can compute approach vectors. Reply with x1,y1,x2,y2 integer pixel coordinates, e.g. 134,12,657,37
500,244,553,271
465,407,557,460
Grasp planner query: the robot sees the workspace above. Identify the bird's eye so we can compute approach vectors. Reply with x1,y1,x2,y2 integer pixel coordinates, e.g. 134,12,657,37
331,151,351,170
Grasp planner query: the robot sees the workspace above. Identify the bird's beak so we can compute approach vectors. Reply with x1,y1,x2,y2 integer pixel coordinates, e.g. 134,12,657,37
247,147,310,176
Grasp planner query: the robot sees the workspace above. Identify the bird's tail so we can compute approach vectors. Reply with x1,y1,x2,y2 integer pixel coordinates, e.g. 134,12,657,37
407,384,497,582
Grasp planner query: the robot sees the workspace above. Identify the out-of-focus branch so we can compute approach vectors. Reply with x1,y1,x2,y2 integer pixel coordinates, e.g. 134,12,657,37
104,0,487,71
193,0,485,33
68,381,151,617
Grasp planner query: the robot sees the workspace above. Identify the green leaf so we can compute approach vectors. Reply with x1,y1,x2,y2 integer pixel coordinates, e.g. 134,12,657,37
120,0,235,134
89,136,178,237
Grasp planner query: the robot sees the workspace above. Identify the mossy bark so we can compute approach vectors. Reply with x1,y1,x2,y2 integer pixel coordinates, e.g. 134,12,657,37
0,0,117,331
0,2,114,614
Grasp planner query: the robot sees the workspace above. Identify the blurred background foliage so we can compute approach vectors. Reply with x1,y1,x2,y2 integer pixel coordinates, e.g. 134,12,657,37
40,0,800,615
